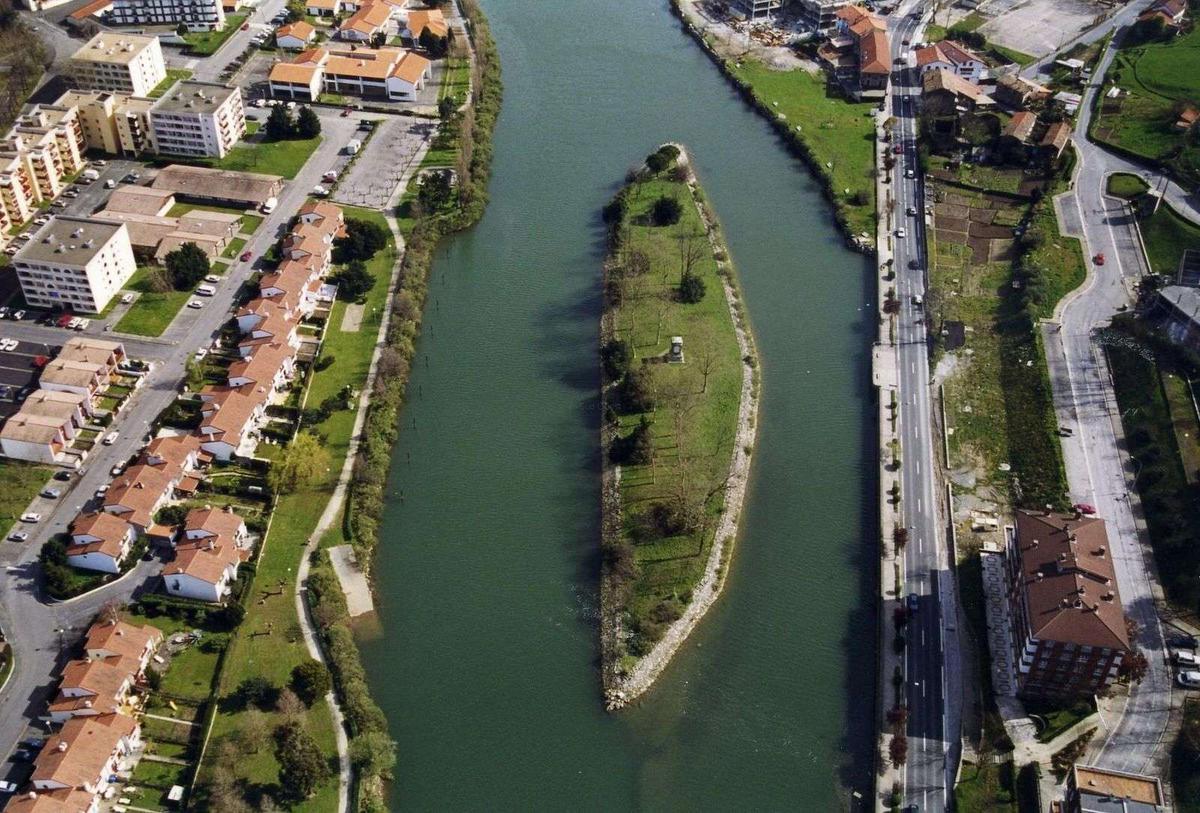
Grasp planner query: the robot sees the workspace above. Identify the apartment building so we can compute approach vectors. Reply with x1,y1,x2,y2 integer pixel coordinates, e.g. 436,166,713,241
0,105,87,234
12,217,137,313
149,81,246,159
269,45,431,102
1004,510,1131,700
798,0,850,33
70,33,167,98
110,0,226,31
54,90,155,157
1064,765,1165,812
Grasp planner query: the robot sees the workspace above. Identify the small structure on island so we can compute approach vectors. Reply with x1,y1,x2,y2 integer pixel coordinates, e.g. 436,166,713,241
668,336,684,363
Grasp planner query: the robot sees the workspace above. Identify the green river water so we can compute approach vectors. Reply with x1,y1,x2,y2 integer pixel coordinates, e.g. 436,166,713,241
359,1,878,808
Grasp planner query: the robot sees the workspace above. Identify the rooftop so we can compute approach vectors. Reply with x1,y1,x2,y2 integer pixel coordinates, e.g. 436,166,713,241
152,81,240,116
13,217,126,268
1071,764,1164,811
71,32,158,65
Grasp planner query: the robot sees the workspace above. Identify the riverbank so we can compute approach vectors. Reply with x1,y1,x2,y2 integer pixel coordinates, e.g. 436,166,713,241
599,144,760,709
670,0,877,247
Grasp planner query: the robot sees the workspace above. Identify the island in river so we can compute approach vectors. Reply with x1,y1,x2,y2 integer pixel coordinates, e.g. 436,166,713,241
599,144,760,709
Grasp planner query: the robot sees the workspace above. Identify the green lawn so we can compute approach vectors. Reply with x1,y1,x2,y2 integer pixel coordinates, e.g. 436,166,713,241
439,56,471,104
1026,698,1095,743
149,68,194,99
203,207,396,808
989,43,1037,66
160,639,224,702
725,59,877,236
1093,29,1200,181
605,169,745,661
184,14,247,56
113,267,192,337
956,760,1017,812
1162,371,1200,483
1107,172,1150,200
167,202,263,235
0,460,52,538
1140,202,1200,278
194,136,321,180
222,237,247,259
951,11,987,33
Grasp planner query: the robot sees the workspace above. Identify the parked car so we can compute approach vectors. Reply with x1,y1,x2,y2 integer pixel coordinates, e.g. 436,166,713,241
104,179,116,189
187,300,204,309
204,274,221,283
1094,252,1105,266
194,348,208,360
1073,503,1097,515
1179,670,1200,689
13,310,25,320
906,592,918,612
39,488,60,499
240,251,253,262
0,780,15,793
1168,633,1199,649
121,293,134,305
7,532,27,542
53,470,72,481
1174,650,1200,667
109,463,124,477
102,431,119,446
75,318,89,331
19,513,40,523
94,485,109,498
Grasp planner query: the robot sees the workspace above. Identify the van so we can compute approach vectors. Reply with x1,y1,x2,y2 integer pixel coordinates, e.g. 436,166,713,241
104,179,116,189
345,139,361,155
81,169,100,181
260,196,277,214
196,284,216,297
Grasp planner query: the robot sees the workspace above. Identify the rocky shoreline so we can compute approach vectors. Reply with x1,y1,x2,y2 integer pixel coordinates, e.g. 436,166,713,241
600,146,762,710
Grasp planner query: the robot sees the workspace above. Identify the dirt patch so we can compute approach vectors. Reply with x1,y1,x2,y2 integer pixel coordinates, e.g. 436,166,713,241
936,229,967,246
679,0,810,71
969,208,997,225
938,217,970,235
943,192,980,208
937,203,971,220
967,236,993,264
989,238,1018,263
969,222,1015,240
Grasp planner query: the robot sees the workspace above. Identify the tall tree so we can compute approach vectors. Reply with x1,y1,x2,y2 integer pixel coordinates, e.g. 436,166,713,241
164,242,209,290
265,104,293,141
274,721,330,800
267,432,330,494
295,105,321,139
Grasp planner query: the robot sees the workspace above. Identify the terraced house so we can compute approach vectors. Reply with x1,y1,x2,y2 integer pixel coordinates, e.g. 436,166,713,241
268,44,432,102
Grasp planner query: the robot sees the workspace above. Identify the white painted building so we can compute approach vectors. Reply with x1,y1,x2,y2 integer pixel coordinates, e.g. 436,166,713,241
69,33,167,99
12,217,137,313
149,81,246,159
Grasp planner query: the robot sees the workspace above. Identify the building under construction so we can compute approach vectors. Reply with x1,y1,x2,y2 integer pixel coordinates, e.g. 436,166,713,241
735,0,785,20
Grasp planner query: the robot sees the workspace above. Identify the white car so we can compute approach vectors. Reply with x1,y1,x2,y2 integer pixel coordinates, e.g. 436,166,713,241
895,228,906,239
66,317,81,330
7,531,27,542
120,293,134,305
312,185,329,197
187,300,204,309
94,485,109,498
92,160,107,167
194,348,208,360
102,431,119,446
1179,670,1200,688
75,318,90,331
905,168,915,179
110,463,125,477
1175,650,1200,667
19,512,40,523
0,781,16,793
204,274,221,284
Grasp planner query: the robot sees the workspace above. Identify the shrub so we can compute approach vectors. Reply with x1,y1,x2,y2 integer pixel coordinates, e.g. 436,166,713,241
679,271,706,303
651,195,683,227
617,365,654,413
609,416,653,465
601,192,627,225
290,659,332,706
600,338,631,381
234,676,279,710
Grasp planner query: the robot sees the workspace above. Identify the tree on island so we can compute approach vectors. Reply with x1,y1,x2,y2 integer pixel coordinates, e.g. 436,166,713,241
651,195,682,227
295,105,322,139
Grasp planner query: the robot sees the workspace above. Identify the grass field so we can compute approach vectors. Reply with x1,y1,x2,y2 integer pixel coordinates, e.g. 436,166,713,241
1094,29,1200,167
184,14,247,56
1162,370,1200,484
956,760,1017,812
1106,172,1149,199
193,135,321,180
1140,202,1200,278
203,207,395,806
149,68,194,99
605,170,744,655
725,59,877,236
113,267,192,336
167,202,263,235
439,56,471,104
0,460,51,538
221,237,247,259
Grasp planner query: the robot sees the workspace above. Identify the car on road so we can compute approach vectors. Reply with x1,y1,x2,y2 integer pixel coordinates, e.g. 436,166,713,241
39,488,60,499
241,21,249,29
104,179,116,189
205,274,221,283
103,431,119,446
53,470,72,481
906,206,917,216
9,750,33,762
312,185,329,197
7,532,27,542
194,348,208,361
1094,252,1105,265
13,310,24,320
905,168,915,179
895,227,906,238
187,300,204,309
893,144,903,154
0,780,16,793
75,318,89,331
1073,503,1096,515
19,513,39,523
912,294,923,306
94,485,109,498
341,107,351,117
1175,649,1200,666
110,462,125,476
1179,670,1200,689
1168,633,1199,649
240,251,253,262
906,593,919,612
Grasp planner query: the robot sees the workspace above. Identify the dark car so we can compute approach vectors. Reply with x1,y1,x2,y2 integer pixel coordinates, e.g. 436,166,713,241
53,470,72,481
1168,634,1199,649
240,251,253,262
906,593,919,612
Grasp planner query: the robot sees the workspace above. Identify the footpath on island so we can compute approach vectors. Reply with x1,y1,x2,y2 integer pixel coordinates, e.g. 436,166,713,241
599,144,760,709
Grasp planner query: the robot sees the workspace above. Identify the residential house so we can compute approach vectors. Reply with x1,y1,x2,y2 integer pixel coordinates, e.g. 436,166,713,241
276,20,316,49
5,788,101,813
228,341,297,391
67,512,136,574
339,2,393,41
235,296,295,334
31,713,140,796
236,309,298,357
47,656,138,722
1004,510,1131,699
258,257,323,315
1001,110,1039,150
102,463,176,533
181,505,249,545
142,433,203,472
401,7,447,41
992,74,1050,110
833,5,891,99
269,45,431,102
165,532,247,602
196,386,267,460
1041,120,1072,160
921,68,995,112
58,338,125,374
1137,0,1188,32
0,412,72,464
306,0,339,15
83,619,162,673
915,40,987,83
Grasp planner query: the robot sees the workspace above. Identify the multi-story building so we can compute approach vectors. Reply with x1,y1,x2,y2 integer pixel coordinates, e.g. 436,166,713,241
12,216,138,313
69,33,167,98
798,0,850,33
110,0,226,31
1064,765,1165,812
915,40,988,83
269,45,432,102
149,81,246,159
1004,510,1131,700
54,90,155,157
0,105,87,233
732,0,783,19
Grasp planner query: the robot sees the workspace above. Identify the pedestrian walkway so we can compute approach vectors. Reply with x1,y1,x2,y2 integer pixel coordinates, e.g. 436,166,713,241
143,713,196,727
140,753,190,766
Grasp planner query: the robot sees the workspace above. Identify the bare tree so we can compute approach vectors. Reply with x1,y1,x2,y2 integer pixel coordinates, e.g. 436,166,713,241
696,326,717,393
653,293,672,347
676,226,705,285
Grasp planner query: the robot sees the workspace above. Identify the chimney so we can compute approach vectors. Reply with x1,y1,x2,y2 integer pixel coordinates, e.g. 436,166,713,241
57,741,68,752
1096,546,1106,556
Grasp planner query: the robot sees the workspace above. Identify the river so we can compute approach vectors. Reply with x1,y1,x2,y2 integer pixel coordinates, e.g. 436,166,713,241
358,0,877,808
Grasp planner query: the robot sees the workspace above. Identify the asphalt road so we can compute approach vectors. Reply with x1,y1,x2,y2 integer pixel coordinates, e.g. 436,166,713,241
0,105,364,765
1040,30,1174,778
886,5,961,811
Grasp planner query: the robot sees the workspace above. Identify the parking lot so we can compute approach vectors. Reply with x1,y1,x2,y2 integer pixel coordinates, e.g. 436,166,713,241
977,0,1109,59
0,340,53,421
332,116,434,210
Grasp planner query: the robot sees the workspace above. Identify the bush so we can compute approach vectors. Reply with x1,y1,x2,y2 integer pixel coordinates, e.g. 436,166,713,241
290,659,332,707
164,242,209,291
600,338,631,381
651,195,683,227
617,365,654,413
602,192,627,225
679,271,706,303
609,416,653,465
234,676,279,710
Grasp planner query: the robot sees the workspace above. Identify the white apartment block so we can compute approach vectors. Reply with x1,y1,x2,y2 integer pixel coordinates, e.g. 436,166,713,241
13,217,137,313
798,0,850,32
149,81,246,159
110,0,226,31
0,106,87,234
55,90,155,157
70,33,167,98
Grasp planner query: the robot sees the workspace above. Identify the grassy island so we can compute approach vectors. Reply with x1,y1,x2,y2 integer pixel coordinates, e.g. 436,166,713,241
600,145,759,708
